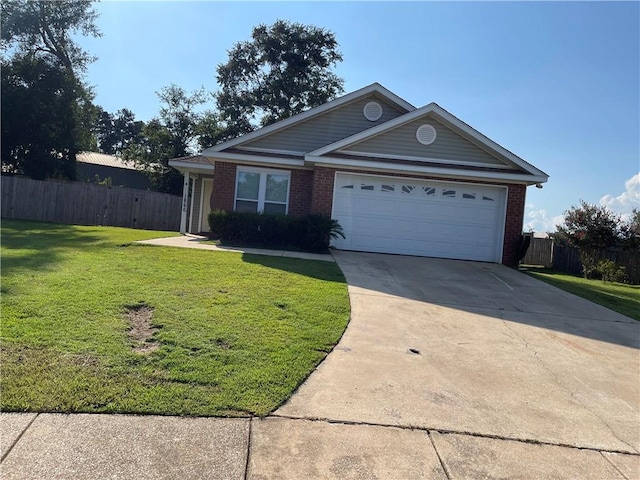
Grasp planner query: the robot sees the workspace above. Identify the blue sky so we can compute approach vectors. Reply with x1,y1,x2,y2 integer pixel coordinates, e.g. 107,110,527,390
78,1,639,233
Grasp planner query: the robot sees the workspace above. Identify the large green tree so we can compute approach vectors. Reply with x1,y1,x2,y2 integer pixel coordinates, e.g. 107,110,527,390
124,85,207,194
1,0,100,179
215,20,344,135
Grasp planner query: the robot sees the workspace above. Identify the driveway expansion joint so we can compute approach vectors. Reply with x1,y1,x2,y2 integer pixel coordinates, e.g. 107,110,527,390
0,413,39,463
243,417,253,480
267,414,640,456
601,451,632,480
427,430,452,480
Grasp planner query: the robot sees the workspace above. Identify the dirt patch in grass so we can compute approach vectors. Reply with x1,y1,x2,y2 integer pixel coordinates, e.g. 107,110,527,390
125,303,159,353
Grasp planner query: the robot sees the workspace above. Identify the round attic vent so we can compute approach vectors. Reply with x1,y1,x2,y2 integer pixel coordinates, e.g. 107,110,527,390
363,101,383,121
416,124,437,145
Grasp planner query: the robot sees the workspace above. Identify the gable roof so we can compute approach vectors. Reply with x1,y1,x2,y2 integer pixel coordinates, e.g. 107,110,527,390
306,103,548,181
201,83,415,156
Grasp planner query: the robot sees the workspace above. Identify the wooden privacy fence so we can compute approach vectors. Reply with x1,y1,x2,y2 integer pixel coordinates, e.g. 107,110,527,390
1,175,181,231
522,237,640,284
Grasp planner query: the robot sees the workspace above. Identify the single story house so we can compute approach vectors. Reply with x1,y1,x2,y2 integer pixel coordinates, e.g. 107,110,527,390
170,83,548,266
77,152,151,190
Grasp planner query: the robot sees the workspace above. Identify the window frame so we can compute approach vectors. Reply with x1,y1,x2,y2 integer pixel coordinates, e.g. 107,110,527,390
234,166,291,214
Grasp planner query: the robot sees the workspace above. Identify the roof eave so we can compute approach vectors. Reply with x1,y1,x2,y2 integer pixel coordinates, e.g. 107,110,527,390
305,154,548,185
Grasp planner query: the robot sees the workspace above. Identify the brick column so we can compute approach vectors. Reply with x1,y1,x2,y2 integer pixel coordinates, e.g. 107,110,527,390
211,161,236,212
310,167,336,216
502,184,527,267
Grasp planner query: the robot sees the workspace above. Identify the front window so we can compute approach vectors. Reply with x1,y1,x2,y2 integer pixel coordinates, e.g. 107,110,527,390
235,168,290,214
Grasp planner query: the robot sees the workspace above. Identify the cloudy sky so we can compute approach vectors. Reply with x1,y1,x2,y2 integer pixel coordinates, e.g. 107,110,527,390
77,1,639,232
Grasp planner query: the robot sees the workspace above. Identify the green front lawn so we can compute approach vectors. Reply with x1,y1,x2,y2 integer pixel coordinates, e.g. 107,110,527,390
1,220,349,416
524,267,640,321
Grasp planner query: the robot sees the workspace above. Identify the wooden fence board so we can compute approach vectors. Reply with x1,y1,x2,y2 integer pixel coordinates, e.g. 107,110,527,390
522,237,640,284
1,175,181,232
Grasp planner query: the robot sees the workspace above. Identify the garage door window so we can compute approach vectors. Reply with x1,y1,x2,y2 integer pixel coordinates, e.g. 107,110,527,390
235,168,290,214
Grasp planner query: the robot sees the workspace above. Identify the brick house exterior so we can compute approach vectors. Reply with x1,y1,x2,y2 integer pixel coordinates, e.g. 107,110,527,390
170,84,548,267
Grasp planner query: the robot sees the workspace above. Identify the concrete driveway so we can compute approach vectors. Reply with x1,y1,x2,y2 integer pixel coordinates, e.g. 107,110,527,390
275,251,640,477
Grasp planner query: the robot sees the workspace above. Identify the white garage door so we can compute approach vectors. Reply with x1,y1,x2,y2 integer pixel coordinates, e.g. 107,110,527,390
331,173,506,262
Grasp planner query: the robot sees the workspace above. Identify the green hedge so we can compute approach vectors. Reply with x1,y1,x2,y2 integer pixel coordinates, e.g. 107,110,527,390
208,211,345,253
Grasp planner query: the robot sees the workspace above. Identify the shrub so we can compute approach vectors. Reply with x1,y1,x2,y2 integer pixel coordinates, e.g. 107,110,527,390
596,259,626,283
208,211,345,253
554,201,621,279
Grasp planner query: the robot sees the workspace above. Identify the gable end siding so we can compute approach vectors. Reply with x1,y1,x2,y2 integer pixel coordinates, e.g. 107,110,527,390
342,115,510,167
241,96,407,154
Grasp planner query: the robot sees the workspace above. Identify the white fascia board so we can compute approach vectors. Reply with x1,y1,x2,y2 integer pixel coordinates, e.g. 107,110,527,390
305,155,548,185
308,103,549,182
168,160,216,175
208,151,306,168
168,160,215,170
201,83,416,155
336,149,515,170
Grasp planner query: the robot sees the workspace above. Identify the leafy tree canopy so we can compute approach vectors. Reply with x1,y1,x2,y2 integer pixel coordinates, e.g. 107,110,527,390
215,19,344,132
96,108,144,156
123,85,208,194
1,0,100,77
1,0,101,180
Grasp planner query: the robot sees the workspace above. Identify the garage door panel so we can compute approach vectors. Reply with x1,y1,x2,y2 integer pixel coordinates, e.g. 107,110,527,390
332,173,505,262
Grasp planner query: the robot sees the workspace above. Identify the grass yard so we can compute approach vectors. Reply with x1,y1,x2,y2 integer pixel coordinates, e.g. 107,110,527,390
1,220,350,416
524,267,640,321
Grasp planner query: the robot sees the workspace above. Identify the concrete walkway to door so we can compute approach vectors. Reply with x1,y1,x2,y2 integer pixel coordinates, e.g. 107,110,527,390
275,251,640,478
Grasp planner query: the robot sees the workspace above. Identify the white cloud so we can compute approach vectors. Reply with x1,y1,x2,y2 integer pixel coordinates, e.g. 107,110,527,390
599,173,640,220
523,206,564,233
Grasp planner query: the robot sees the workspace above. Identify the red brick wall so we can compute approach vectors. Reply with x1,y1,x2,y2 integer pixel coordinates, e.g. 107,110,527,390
288,169,314,216
502,184,526,267
310,167,336,216
211,161,236,212
212,161,528,267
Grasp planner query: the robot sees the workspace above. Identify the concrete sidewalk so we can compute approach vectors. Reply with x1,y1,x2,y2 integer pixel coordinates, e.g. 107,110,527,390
2,412,638,479
134,234,335,262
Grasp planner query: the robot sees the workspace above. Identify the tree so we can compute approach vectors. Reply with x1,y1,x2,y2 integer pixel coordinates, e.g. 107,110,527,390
95,108,144,156
554,201,621,278
620,208,640,252
215,20,344,133
124,85,207,194
1,0,100,179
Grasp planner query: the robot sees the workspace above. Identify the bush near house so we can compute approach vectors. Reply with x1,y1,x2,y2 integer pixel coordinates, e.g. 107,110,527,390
209,211,345,253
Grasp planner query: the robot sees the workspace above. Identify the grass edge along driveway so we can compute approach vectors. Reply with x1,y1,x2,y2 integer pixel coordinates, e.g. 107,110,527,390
523,267,639,321
1,220,350,417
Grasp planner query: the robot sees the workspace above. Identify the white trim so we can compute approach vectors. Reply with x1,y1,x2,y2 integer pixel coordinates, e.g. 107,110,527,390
335,150,515,170
201,83,415,155
234,166,291,214
168,160,215,171
179,172,190,234
188,175,196,233
206,151,305,168
307,103,548,181
198,178,214,233
236,146,306,156
307,155,548,184
331,171,507,263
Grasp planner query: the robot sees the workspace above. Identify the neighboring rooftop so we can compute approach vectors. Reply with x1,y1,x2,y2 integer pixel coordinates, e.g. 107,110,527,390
77,152,139,171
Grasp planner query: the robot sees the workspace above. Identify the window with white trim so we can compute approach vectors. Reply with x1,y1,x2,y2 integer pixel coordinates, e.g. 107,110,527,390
235,168,290,215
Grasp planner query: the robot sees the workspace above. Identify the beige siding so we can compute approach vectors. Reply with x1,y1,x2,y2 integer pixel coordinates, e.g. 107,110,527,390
343,115,510,167
241,95,407,153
